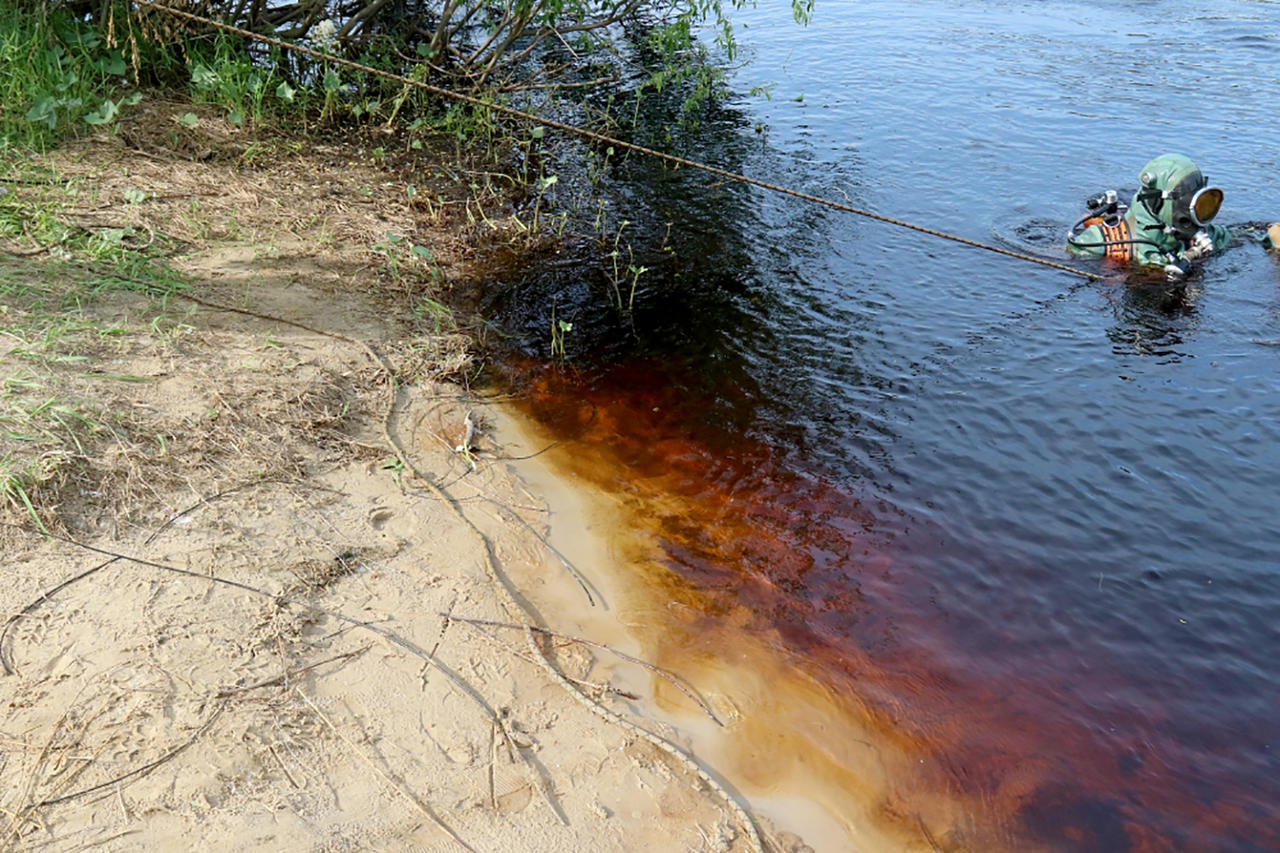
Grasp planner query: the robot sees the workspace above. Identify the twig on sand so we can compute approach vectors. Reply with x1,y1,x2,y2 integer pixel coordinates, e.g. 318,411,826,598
487,720,499,810
214,646,371,698
143,479,273,544
20,701,227,812
296,688,477,853
4,526,570,835
8,646,370,838
471,495,600,607
456,618,643,701
1,557,120,677
446,613,723,726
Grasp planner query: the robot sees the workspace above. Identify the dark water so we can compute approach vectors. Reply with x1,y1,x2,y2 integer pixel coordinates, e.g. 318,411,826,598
473,1,1280,849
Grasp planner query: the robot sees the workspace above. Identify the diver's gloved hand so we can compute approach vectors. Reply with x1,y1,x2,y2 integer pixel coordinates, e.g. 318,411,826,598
1183,229,1215,260
1164,258,1192,280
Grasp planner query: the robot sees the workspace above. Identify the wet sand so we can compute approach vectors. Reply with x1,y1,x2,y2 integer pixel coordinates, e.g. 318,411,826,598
490,406,946,853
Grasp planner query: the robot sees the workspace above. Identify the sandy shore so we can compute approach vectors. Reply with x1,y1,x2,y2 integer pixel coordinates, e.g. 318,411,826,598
1,116,820,852
0,265,807,853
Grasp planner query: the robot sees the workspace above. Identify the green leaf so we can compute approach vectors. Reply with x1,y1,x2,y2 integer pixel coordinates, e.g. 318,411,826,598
276,81,295,102
83,99,119,125
26,97,59,129
63,28,101,49
123,188,148,204
177,112,199,128
102,54,127,76
323,68,341,93
411,245,432,260
228,110,244,126
190,64,218,88
122,92,143,106
530,126,545,140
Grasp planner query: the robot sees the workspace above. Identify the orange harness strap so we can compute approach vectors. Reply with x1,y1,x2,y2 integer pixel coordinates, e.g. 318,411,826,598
1100,218,1133,263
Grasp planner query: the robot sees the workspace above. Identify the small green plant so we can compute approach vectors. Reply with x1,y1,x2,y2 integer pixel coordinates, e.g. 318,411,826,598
586,146,615,187
321,66,342,121
371,230,406,280
605,219,633,310
442,101,502,159
530,173,557,238
415,296,455,334
187,34,299,125
625,263,649,312
381,455,406,487
0,3,141,150
550,304,572,360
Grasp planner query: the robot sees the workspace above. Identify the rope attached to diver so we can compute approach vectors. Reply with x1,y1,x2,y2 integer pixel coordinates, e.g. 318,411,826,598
130,0,1099,281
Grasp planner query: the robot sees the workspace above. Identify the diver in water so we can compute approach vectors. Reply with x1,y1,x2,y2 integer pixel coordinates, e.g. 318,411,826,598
1066,153,1233,279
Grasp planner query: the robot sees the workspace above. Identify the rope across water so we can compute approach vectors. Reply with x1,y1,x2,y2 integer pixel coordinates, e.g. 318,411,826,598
130,0,1098,281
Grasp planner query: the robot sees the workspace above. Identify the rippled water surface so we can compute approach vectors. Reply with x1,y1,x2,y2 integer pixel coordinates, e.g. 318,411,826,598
474,1,1280,849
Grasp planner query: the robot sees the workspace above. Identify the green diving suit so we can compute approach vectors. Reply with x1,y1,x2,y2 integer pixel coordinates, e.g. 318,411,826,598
1066,153,1231,278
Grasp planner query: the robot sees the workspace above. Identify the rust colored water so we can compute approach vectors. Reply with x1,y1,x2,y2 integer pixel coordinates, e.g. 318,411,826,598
493,353,1279,852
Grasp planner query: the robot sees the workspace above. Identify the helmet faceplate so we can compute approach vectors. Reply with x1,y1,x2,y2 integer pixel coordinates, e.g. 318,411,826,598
1137,153,1223,238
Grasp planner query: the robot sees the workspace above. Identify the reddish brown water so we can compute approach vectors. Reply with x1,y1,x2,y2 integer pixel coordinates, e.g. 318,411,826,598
497,355,1280,852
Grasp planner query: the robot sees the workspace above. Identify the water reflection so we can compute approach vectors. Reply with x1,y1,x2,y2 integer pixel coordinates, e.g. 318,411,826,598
1105,279,1200,360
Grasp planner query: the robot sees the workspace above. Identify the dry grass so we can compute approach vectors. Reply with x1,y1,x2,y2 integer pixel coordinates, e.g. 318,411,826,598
0,98,531,541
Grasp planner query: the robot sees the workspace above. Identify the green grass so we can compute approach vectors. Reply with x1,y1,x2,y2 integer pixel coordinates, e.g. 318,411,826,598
0,2,143,152
0,162,190,533
186,33,307,127
0,4,496,534
0,341,101,533
0,1,324,152
0,252,183,533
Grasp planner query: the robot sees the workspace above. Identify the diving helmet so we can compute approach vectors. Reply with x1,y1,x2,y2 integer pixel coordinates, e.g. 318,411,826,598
1135,153,1223,239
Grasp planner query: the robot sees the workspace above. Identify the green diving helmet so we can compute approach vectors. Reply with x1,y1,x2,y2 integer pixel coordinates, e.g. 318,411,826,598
1134,153,1224,240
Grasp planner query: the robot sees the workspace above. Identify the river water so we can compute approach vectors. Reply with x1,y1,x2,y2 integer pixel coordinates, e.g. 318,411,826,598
472,1,1280,850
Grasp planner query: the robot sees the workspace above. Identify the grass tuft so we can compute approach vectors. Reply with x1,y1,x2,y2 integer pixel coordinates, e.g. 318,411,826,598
0,2,143,152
